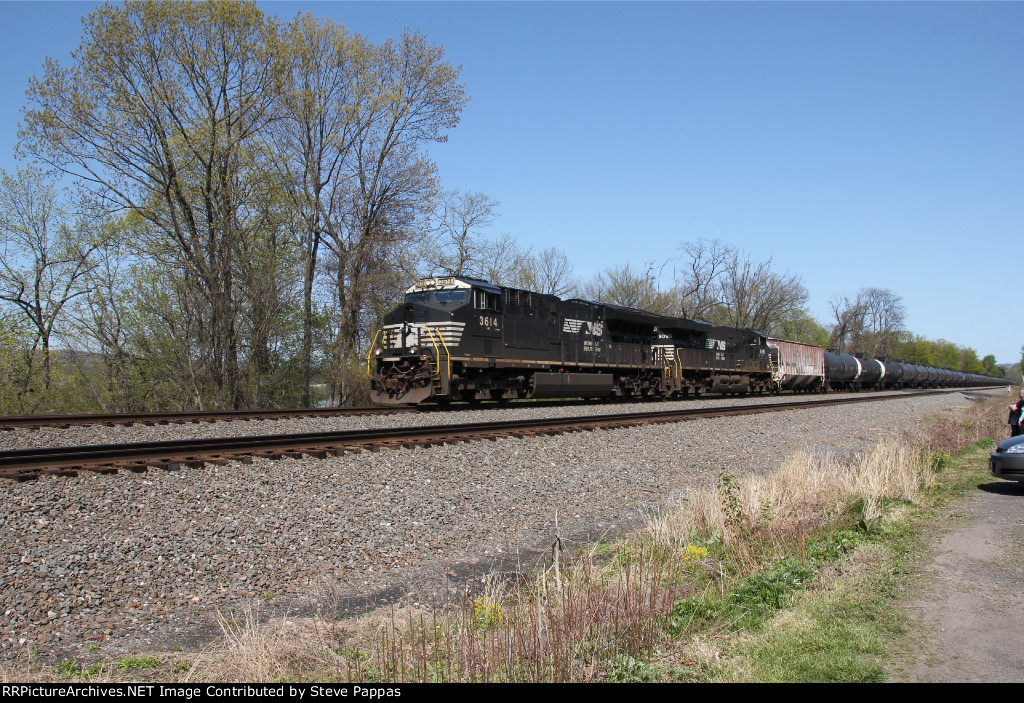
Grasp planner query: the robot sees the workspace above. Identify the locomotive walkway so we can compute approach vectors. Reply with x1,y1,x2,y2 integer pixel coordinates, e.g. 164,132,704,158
0,389,956,481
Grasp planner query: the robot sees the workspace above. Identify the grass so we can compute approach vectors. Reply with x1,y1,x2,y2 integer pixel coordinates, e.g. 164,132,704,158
1,388,1011,683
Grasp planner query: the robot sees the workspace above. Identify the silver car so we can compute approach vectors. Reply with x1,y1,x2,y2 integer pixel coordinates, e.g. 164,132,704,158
990,435,1024,482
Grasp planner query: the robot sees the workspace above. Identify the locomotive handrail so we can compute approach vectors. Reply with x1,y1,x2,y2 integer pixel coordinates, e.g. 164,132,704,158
366,328,383,377
421,326,452,396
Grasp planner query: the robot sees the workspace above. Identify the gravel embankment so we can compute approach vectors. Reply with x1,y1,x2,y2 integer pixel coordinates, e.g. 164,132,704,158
0,390,994,663
0,390,954,451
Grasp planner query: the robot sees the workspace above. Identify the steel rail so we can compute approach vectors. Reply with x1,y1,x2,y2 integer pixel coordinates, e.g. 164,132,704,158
0,390,960,481
0,405,418,430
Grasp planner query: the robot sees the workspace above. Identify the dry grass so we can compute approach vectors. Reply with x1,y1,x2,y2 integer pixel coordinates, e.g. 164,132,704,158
35,389,1007,684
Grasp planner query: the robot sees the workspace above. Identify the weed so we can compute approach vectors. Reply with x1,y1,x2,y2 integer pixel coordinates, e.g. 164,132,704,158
118,656,160,670
728,558,816,628
54,660,105,680
471,596,505,631
929,451,952,472
679,544,709,565
54,660,80,678
806,530,863,565
667,593,717,634
718,473,745,534
607,654,661,683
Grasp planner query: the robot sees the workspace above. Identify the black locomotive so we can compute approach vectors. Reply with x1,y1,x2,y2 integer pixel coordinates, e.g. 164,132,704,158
368,277,1002,404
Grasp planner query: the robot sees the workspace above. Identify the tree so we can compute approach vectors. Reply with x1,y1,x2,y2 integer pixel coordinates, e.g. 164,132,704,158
712,249,808,334
529,247,576,297
271,13,372,406
981,354,1003,378
320,29,465,405
19,0,283,408
672,239,731,321
829,287,904,357
581,263,677,314
427,189,500,277
0,167,103,399
774,308,830,347
669,240,809,334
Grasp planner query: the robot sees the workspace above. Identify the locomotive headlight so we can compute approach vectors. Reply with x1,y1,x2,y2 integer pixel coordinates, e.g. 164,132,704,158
408,346,419,356
374,348,383,358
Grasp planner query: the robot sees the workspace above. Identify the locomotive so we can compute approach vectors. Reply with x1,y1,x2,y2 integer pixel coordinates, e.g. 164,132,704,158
368,277,1002,404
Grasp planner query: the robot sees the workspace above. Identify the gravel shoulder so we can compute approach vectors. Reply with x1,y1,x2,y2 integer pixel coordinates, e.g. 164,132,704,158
0,390,986,667
892,477,1024,682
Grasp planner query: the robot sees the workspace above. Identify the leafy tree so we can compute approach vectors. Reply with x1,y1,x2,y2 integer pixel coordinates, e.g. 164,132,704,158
773,308,830,347
0,310,34,412
271,13,373,406
20,0,283,408
981,354,1003,377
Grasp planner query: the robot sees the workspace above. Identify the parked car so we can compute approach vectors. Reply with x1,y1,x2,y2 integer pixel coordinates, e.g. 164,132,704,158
990,435,1024,482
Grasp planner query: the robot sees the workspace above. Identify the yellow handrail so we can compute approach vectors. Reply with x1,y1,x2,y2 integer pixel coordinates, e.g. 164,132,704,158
366,329,382,377
420,326,452,395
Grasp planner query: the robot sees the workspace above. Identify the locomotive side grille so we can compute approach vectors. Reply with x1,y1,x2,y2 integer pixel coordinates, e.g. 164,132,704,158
417,322,466,347
381,322,466,350
652,344,676,361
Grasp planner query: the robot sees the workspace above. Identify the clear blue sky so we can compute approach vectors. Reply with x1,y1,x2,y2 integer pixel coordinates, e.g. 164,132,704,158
1,1,1021,363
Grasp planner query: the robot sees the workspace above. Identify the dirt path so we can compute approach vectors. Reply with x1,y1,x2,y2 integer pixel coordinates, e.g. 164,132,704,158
892,478,1024,682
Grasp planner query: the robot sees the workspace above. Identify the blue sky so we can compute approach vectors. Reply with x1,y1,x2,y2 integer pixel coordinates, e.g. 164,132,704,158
1,1,1021,363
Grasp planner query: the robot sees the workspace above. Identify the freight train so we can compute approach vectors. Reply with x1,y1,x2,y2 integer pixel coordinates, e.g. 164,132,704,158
368,277,1003,404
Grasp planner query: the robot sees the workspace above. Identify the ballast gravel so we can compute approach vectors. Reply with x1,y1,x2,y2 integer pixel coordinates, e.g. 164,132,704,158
0,390,995,663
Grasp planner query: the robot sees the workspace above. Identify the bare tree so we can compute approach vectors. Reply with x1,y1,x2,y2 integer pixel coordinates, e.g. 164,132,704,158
860,287,905,358
672,239,731,321
427,190,500,277
671,239,808,333
0,168,102,397
715,250,808,334
530,247,576,297
829,287,904,357
829,292,866,353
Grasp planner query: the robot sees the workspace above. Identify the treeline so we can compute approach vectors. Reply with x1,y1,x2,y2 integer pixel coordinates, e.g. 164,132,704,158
0,1,1005,415
571,239,1003,378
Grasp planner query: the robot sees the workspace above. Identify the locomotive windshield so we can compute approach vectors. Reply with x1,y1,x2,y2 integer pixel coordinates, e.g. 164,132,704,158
404,289,469,305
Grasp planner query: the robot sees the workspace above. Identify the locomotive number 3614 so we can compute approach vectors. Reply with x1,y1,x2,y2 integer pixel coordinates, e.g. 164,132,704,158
478,315,500,330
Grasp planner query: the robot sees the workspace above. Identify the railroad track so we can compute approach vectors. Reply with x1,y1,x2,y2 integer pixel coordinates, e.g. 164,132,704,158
0,390,961,482
0,405,418,431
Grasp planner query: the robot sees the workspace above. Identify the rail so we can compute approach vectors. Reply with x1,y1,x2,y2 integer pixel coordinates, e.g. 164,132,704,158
0,389,968,481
